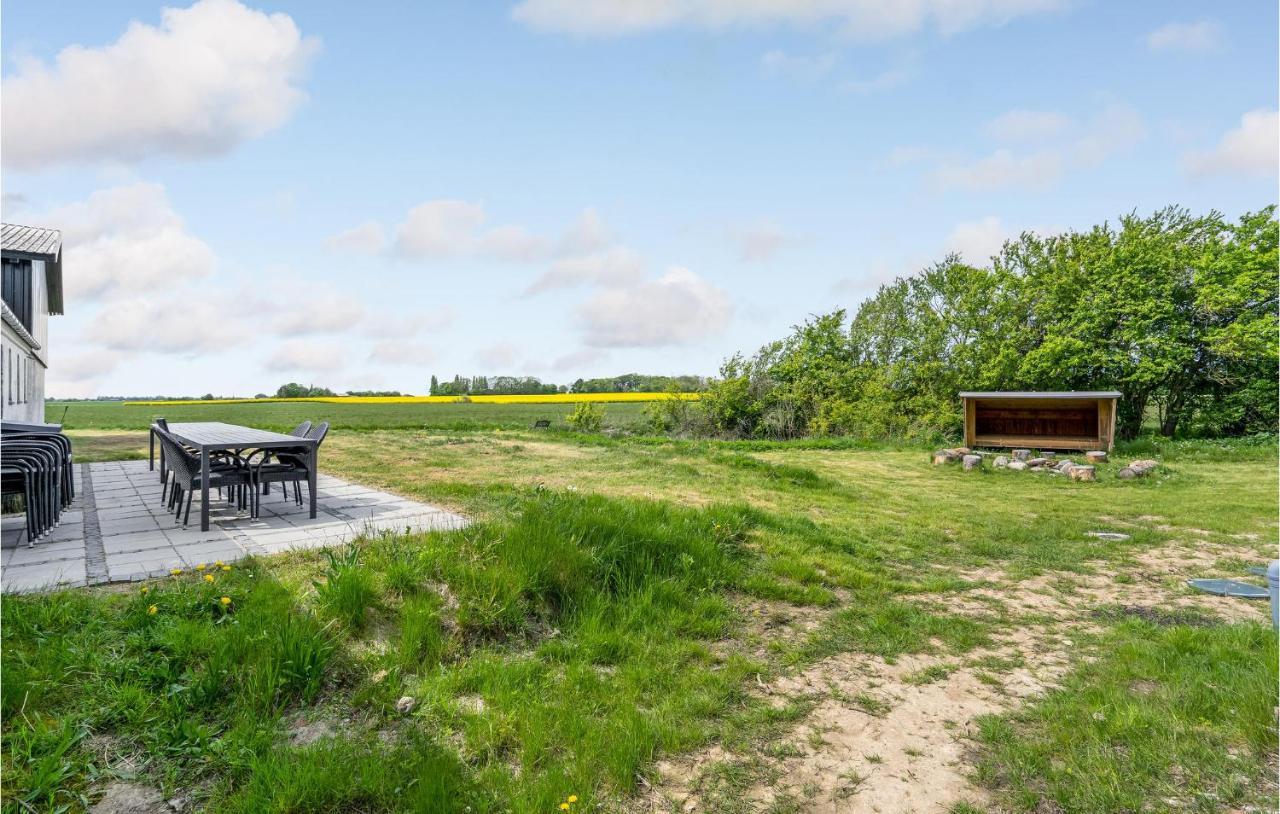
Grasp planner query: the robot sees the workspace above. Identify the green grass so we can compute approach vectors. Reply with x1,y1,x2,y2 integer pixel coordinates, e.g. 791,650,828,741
48,399,653,433
972,620,1278,812
5,409,1277,812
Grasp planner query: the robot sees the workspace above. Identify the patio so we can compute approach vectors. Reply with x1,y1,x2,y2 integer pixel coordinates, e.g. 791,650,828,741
1,459,467,593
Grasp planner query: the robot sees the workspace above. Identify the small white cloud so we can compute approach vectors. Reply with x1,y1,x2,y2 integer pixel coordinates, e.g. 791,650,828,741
393,199,488,259
480,224,550,262
1072,103,1146,167
33,182,215,302
525,246,645,295
556,207,613,255
511,0,1062,40
1183,109,1279,177
983,109,1071,142
474,341,522,369
734,221,793,263
1147,20,1225,53
324,221,386,254
837,63,915,95
944,216,1009,263
264,339,344,373
550,347,608,372
933,149,1064,191
579,267,732,348
1,0,319,170
761,50,838,81
368,340,435,366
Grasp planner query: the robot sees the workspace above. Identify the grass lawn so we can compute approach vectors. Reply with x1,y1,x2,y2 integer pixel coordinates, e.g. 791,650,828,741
4,404,1276,813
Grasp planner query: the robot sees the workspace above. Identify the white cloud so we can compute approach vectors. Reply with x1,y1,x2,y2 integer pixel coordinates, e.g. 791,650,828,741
579,267,732,348
324,221,387,254
361,308,456,339
550,347,608,372
837,63,915,94
33,182,216,302
983,109,1071,142
2,0,318,170
368,340,436,366
1147,20,1225,53
1072,103,1146,167
269,288,366,336
933,149,1063,191
944,216,1008,263
393,199,488,258
734,221,793,262
480,225,550,262
48,349,121,383
264,340,344,373
474,341,522,369
525,246,645,294
762,50,839,81
556,208,613,255
1183,109,1279,177
85,294,242,354
511,0,1062,39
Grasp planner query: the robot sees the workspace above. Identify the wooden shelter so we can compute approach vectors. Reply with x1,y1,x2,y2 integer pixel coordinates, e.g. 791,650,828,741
960,391,1121,452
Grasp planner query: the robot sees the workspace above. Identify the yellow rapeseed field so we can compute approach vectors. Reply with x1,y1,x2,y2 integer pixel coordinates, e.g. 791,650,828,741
122,392,702,407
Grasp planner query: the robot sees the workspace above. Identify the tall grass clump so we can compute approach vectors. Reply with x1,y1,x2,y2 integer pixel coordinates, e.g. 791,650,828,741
313,544,377,629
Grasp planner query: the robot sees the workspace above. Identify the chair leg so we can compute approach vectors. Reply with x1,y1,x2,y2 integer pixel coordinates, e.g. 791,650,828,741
183,489,193,527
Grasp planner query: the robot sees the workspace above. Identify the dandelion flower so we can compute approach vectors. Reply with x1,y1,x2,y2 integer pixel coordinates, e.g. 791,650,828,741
222,565,232,572
170,569,183,576
140,586,149,595
196,563,206,571
214,560,224,567
560,805,569,811
568,796,578,804
220,596,232,606
204,574,215,583
147,605,158,615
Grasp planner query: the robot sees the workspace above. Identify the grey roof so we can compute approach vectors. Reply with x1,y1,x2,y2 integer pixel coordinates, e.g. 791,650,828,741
960,390,1122,399
1,223,64,315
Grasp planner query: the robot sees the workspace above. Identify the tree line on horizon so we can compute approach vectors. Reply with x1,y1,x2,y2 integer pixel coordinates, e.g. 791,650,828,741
699,206,1278,442
428,373,706,396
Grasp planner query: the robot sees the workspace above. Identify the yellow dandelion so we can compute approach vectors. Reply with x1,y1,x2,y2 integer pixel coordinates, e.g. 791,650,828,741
203,574,215,583
140,586,149,594
568,796,578,804
170,568,183,576
214,560,224,567
221,565,232,572
560,805,569,811
147,605,158,615
220,596,232,606
195,563,206,571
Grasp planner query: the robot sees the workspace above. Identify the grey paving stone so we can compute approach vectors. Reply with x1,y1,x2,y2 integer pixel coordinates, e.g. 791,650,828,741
108,546,184,567
103,531,173,555
99,516,164,537
3,559,87,591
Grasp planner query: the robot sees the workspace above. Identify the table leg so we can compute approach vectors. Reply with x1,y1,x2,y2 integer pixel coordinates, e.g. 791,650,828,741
308,444,318,519
149,428,155,471
200,447,211,532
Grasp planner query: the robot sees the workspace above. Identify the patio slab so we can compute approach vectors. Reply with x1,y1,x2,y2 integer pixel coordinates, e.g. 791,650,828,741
2,460,468,593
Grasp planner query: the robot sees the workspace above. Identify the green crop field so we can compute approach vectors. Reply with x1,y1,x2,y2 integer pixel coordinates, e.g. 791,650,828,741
4,411,1277,813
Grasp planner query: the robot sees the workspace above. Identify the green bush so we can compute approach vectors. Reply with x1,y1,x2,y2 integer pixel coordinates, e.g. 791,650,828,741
565,401,605,433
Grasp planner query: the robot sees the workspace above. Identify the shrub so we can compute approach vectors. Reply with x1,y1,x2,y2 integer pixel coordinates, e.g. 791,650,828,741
566,402,605,433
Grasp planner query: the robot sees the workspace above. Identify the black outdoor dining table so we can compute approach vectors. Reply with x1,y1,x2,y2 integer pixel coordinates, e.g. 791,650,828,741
150,421,319,531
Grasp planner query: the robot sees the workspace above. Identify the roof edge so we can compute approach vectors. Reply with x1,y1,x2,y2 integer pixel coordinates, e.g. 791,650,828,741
959,390,1122,399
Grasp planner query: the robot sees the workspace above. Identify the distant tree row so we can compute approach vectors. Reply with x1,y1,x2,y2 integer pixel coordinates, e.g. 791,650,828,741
274,383,401,398
427,373,707,396
703,206,1278,441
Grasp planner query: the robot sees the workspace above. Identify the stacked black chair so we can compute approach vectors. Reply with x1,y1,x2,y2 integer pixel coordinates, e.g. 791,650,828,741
1,423,75,545
247,421,329,517
155,431,253,527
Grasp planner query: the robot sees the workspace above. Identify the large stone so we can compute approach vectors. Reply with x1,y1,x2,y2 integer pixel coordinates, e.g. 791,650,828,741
89,782,167,814
1117,467,1137,480
1011,448,1032,461
1069,465,1097,482
962,454,983,471
932,449,961,465
1085,450,1108,464
993,455,1009,468
1007,461,1028,471
1027,457,1049,468
1056,459,1076,473
1129,459,1159,476
395,696,417,714
951,447,971,455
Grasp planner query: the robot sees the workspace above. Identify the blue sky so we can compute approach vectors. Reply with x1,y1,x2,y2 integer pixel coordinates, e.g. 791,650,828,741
3,0,1276,397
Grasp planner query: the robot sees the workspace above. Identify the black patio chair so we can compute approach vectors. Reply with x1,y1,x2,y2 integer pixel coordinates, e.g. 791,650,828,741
247,421,328,517
4,430,74,505
156,432,254,527
1,436,69,544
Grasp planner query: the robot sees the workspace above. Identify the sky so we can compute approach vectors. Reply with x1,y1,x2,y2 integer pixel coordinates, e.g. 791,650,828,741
2,0,1276,398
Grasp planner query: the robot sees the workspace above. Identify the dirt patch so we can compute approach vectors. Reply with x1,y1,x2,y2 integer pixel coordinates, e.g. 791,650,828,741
88,782,167,814
641,535,1270,813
